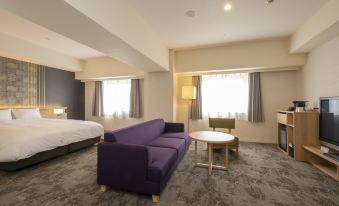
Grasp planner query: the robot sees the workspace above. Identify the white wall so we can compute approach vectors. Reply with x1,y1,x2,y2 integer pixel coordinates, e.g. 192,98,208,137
175,38,306,73
84,59,176,130
176,70,298,143
83,34,339,142
290,0,339,53
65,0,169,71
75,56,144,80
143,71,175,122
0,0,168,72
299,35,339,107
0,32,83,71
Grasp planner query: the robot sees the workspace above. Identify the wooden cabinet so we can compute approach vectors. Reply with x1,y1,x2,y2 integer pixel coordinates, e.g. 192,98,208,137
277,111,319,161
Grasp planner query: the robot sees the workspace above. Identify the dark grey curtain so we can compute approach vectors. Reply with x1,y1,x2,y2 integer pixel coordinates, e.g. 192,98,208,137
129,79,142,118
190,76,202,120
92,81,104,117
248,72,263,122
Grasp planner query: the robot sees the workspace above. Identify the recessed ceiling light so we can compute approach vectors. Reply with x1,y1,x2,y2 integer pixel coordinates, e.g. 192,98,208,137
185,10,196,17
224,3,232,11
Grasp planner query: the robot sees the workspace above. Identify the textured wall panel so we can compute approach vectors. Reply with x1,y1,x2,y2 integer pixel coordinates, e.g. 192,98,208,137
0,57,44,107
0,56,84,120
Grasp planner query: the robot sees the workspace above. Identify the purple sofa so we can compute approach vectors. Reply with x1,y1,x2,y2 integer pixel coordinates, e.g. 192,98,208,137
97,119,190,201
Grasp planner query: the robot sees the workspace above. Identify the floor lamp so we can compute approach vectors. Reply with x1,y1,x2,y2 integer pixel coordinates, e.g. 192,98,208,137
181,86,196,133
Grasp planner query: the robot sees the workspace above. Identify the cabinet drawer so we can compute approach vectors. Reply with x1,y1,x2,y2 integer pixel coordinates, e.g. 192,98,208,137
277,113,287,124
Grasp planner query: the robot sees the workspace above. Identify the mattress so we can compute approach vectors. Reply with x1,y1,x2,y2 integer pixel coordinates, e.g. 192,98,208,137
0,119,104,162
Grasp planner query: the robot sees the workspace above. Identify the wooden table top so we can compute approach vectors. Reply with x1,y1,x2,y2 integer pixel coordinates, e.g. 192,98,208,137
189,131,235,144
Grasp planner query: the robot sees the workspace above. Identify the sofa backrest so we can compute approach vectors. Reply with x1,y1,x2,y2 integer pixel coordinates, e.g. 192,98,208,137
105,119,165,145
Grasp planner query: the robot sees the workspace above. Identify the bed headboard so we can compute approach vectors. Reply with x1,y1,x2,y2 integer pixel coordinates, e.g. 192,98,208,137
0,106,67,119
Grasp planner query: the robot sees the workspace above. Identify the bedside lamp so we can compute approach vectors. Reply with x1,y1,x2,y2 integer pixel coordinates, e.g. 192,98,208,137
181,86,196,132
53,108,64,116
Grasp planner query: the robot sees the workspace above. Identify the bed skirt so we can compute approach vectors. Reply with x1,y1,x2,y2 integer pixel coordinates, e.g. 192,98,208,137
0,136,101,171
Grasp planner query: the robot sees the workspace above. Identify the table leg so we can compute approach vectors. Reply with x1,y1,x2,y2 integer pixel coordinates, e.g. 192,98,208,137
225,144,229,168
194,140,198,163
195,142,228,174
195,140,197,154
208,143,213,175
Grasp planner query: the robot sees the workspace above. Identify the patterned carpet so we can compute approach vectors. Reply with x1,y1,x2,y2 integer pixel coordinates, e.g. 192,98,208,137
0,142,339,206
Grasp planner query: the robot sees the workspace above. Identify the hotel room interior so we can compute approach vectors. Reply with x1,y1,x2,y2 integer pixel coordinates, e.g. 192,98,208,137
0,0,339,205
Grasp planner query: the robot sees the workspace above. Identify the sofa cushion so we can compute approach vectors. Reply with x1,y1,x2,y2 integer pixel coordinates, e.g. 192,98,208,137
147,137,186,158
147,146,177,182
161,132,190,148
105,119,165,145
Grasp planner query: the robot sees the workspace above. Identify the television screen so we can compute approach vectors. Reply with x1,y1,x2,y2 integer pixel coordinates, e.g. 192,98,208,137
320,97,339,147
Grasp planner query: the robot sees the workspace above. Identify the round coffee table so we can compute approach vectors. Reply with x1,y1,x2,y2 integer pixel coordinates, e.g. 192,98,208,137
190,131,235,175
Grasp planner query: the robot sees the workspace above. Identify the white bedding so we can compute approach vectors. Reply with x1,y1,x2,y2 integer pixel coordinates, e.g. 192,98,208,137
0,119,104,162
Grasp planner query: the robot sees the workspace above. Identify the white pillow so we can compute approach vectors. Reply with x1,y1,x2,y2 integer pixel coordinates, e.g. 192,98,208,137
12,108,42,120
0,109,12,121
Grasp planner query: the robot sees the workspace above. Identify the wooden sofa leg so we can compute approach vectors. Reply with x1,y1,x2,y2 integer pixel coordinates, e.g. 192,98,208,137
100,185,109,192
152,195,160,203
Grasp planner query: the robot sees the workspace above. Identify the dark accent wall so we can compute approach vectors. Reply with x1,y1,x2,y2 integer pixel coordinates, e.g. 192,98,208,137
45,68,85,120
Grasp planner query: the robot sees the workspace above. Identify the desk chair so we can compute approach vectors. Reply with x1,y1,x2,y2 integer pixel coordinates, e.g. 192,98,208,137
208,118,239,156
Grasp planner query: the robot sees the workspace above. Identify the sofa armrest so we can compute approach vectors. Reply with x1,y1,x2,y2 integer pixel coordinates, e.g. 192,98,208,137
97,142,151,186
164,122,185,133
104,131,116,142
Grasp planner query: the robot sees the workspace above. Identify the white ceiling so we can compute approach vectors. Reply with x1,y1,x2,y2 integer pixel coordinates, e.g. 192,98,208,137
0,9,104,59
0,0,329,66
128,0,328,49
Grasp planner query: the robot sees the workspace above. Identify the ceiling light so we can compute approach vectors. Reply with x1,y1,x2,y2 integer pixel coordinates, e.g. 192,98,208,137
186,10,196,17
45,37,51,40
224,3,232,11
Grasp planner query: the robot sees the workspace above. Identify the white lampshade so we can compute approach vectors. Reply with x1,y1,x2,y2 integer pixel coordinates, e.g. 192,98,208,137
182,86,196,100
53,108,64,115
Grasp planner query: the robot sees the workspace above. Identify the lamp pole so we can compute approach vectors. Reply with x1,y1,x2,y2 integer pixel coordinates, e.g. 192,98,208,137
181,85,196,133
187,100,190,132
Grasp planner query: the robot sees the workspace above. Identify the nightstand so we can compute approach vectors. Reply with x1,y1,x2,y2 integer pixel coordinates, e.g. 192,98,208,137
54,113,68,119
41,113,67,119
39,107,68,119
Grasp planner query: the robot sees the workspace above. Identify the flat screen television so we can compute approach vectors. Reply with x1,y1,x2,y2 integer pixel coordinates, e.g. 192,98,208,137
320,96,339,151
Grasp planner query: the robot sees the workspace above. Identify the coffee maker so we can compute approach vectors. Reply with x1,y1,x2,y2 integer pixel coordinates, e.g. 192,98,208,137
292,101,308,112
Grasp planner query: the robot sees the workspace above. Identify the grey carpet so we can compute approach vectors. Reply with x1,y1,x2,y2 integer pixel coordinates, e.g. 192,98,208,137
0,142,339,206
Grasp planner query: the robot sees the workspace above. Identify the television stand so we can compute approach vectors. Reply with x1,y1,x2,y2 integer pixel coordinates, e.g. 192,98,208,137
325,153,339,162
304,145,339,181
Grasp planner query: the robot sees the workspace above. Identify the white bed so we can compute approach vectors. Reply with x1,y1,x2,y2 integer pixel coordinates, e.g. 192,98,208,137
0,118,104,162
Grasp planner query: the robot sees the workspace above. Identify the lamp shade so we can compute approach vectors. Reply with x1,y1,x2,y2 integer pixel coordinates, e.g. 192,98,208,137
53,108,64,115
181,86,196,100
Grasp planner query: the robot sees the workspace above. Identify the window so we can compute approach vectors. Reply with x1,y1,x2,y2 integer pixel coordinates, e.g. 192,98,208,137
202,73,249,119
103,79,131,118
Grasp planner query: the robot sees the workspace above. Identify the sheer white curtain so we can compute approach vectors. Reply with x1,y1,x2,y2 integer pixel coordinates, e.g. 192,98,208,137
202,73,249,120
103,79,131,118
